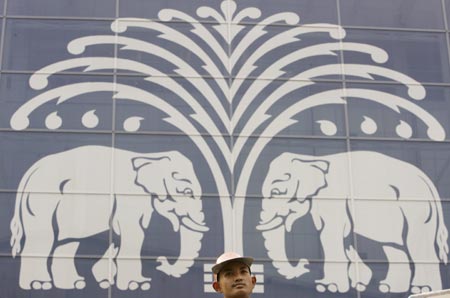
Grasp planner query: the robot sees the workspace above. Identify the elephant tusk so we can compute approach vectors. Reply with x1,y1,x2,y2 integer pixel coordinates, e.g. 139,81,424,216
181,217,209,232
256,217,283,231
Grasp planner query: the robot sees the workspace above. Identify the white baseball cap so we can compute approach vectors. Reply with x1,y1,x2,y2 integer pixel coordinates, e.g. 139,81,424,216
212,252,254,274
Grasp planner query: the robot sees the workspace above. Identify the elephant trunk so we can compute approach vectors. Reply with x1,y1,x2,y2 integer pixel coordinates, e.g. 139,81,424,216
262,225,309,279
156,225,204,277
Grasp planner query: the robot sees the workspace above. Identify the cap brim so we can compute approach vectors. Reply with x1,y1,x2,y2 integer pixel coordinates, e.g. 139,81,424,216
212,256,254,274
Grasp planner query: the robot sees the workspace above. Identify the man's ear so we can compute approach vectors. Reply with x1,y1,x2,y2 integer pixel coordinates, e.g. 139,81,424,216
251,275,257,287
213,281,222,293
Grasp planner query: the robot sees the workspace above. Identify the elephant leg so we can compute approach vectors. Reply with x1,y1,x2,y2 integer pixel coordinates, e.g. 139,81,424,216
51,242,85,289
407,221,442,293
19,256,52,290
114,209,151,291
346,245,372,292
92,244,119,289
316,229,350,293
19,195,59,290
116,227,151,291
379,246,411,293
410,262,441,294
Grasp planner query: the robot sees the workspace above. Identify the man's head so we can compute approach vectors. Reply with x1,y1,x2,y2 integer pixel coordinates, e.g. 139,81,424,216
212,252,256,298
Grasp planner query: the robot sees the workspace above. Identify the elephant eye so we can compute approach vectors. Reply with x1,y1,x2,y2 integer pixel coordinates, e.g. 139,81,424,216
271,188,286,196
177,187,193,195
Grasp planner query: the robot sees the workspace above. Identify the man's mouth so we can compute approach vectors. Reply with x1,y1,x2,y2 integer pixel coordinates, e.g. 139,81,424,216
233,283,246,288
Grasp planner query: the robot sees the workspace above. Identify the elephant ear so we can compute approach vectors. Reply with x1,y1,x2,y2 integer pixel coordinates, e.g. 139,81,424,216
292,158,329,200
132,156,170,200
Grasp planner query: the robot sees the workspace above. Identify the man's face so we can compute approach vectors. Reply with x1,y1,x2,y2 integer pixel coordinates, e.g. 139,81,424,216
213,261,256,298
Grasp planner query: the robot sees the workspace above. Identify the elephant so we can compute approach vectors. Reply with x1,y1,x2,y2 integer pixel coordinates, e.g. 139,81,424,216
10,145,209,290
256,151,449,294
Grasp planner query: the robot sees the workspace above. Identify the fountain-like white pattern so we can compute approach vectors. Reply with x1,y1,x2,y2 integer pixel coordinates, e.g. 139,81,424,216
10,0,446,257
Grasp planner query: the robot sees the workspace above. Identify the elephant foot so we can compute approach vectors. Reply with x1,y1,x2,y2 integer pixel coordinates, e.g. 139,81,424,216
74,280,86,290
316,277,349,293
31,281,52,290
411,285,431,294
52,261,86,290
316,283,337,293
380,281,415,293
92,243,119,289
19,256,52,290
379,282,412,293
125,280,151,291
355,282,367,292
99,280,112,289
379,283,389,293
379,271,410,293
117,277,152,291
116,258,153,290
129,281,151,291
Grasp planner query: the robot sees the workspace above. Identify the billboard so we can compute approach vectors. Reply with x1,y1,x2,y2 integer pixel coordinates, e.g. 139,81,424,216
0,0,449,297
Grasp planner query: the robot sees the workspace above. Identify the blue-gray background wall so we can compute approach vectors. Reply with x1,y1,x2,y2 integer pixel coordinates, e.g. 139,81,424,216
1,0,450,297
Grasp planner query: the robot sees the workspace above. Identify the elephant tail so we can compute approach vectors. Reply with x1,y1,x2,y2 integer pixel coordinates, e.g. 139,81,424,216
425,175,449,264
10,168,37,257
10,191,26,258
435,201,449,264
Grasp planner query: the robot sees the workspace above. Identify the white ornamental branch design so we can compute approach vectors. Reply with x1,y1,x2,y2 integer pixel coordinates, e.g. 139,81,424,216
10,0,446,260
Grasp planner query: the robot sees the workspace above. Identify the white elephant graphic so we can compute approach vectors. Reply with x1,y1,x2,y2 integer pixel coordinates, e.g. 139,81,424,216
257,151,448,294
10,145,209,290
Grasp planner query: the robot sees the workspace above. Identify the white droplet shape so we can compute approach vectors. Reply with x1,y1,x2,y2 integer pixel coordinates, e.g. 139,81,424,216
370,51,388,64
427,127,446,141
224,0,236,21
361,116,377,135
82,110,99,129
45,112,62,130
67,40,86,55
316,120,337,136
197,6,226,23
408,85,426,100
396,120,413,139
29,73,49,90
329,26,346,40
10,116,30,130
123,116,144,132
